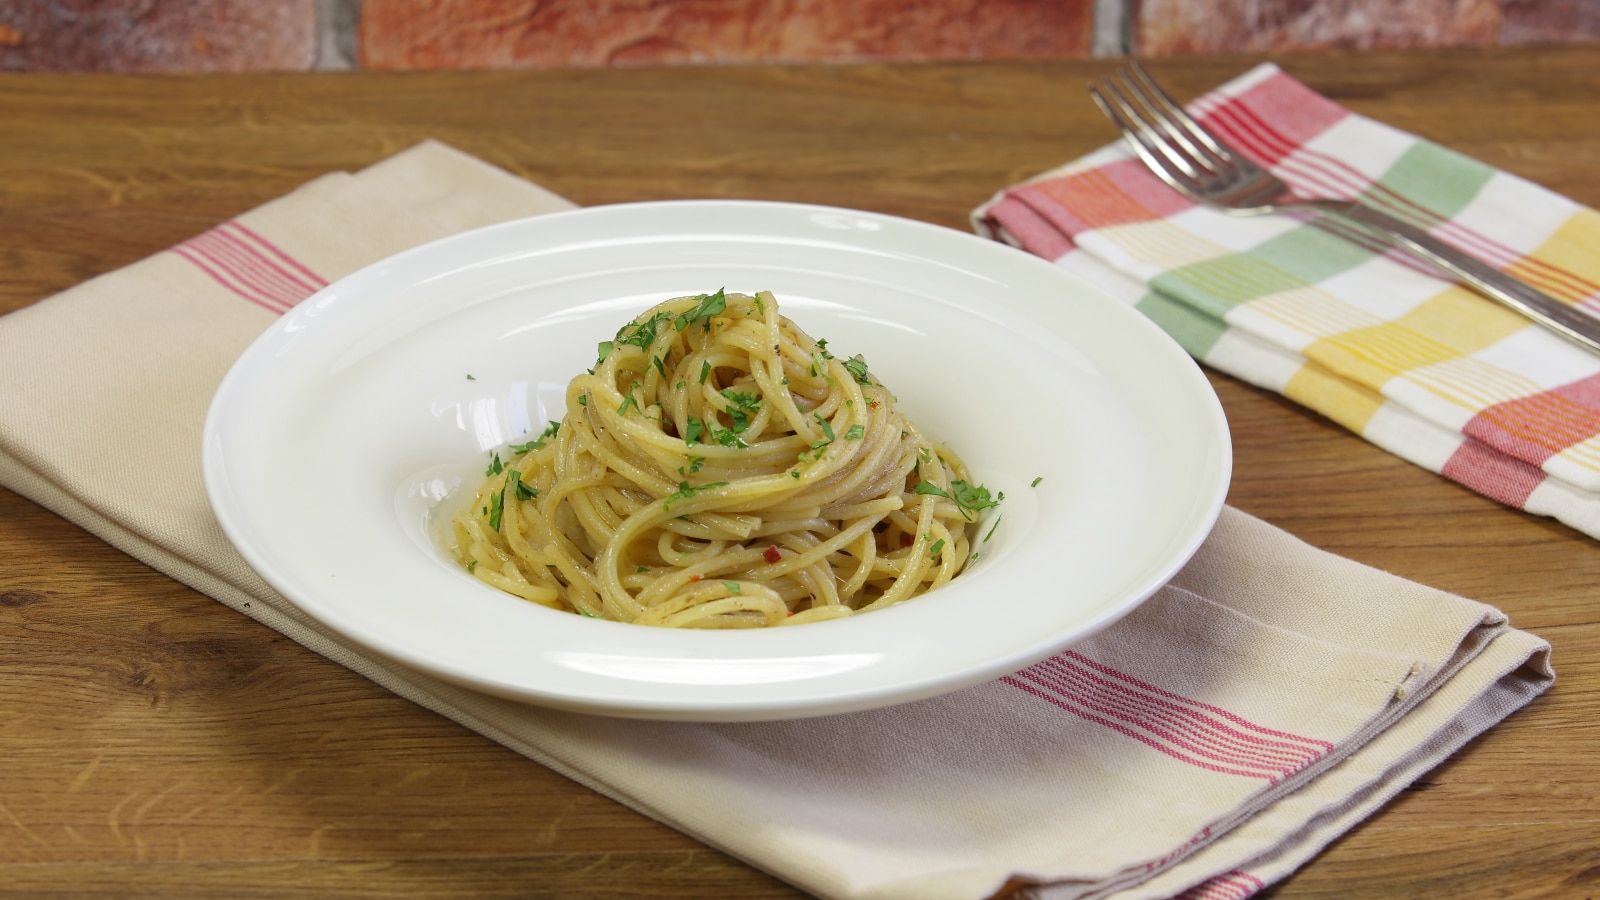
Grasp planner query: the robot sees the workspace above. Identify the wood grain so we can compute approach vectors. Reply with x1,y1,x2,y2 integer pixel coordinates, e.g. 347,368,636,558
2,45,1597,898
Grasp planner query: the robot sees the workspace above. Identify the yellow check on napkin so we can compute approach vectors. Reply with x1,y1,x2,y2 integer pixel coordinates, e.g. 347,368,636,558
0,141,1552,900
976,63,1600,540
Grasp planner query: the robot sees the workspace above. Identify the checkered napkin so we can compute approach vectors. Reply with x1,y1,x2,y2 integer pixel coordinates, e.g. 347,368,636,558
0,141,1552,900
976,63,1600,539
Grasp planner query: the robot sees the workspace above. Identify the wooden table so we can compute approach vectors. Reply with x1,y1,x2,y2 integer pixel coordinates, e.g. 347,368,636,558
2,47,1596,898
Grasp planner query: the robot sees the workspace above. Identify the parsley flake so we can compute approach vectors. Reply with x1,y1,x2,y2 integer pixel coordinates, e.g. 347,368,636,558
814,414,835,443
487,488,505,530
709,423,747,447
616,310,672,351
913,479,1003,521
662,479,730,510
722,389,762,431
510,421,560,455
507,469,538,501
674,289,727,331
842,354,872,385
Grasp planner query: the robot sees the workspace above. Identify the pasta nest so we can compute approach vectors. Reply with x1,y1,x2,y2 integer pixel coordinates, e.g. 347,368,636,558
449,290,998,628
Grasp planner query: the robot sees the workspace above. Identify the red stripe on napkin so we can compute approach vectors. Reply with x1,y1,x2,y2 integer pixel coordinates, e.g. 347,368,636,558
1439,437,1546,507
1463,373,1600,466
171,222,327,314
1004,652,1331,783
1025,158,1194,236
1227,70,1348,154
1176,869,1266,900
981,194,1076,260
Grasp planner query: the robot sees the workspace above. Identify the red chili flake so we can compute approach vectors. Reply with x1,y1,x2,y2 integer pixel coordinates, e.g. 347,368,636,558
688,574,703,582
762,545,782,564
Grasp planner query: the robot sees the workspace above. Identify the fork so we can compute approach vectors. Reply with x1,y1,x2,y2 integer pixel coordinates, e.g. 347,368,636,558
1089,64,1600,356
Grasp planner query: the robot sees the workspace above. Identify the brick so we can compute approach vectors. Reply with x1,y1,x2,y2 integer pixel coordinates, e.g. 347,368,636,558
1136,0,1503,55
1500,0,1600,44
0,0,316,73
359,0,1093,70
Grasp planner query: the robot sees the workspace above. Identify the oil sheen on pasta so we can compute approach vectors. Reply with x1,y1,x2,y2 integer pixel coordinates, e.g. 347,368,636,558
448,290,999,628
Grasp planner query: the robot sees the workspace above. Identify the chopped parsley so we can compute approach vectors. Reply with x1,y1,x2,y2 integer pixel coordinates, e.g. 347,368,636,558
796,414,836,462
596,340,613,363
699,360,712,384
844,424,865,441
709,423,747,447
662,479,730,510
616,310,671,350
684,415,706,445
1032,476,1044,487
487,487,505,530
507,469,538,502
952,480,1004,513
510,421,560,455
722,581,742,594
842,354,872,385
813,414,835,444
912,479,1003,521
929,538,946,559
674,288,727,331
721,389,762,431
485,452,504,476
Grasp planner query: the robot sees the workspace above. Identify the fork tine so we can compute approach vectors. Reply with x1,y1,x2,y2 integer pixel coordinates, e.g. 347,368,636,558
1089,82,1194,199
1090,78,1202,188
1124,62,1235,169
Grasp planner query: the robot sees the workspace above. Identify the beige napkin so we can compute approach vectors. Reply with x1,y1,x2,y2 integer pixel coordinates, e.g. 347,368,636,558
0,142,1553,900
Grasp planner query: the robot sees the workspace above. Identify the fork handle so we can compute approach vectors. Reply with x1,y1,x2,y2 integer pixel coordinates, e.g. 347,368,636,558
1327,202,1600,356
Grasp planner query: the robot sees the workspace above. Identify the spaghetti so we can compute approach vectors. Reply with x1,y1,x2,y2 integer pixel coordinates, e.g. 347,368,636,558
448,290,999,628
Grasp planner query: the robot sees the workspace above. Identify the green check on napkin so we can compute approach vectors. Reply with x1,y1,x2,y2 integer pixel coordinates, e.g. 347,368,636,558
0,140,1552,899
976,63,1600,540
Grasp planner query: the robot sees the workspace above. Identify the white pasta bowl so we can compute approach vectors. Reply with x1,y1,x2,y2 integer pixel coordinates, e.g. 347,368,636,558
202,200,1231,721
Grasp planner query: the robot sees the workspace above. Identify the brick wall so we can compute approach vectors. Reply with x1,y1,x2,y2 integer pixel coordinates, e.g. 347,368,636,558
1,0,1595,72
